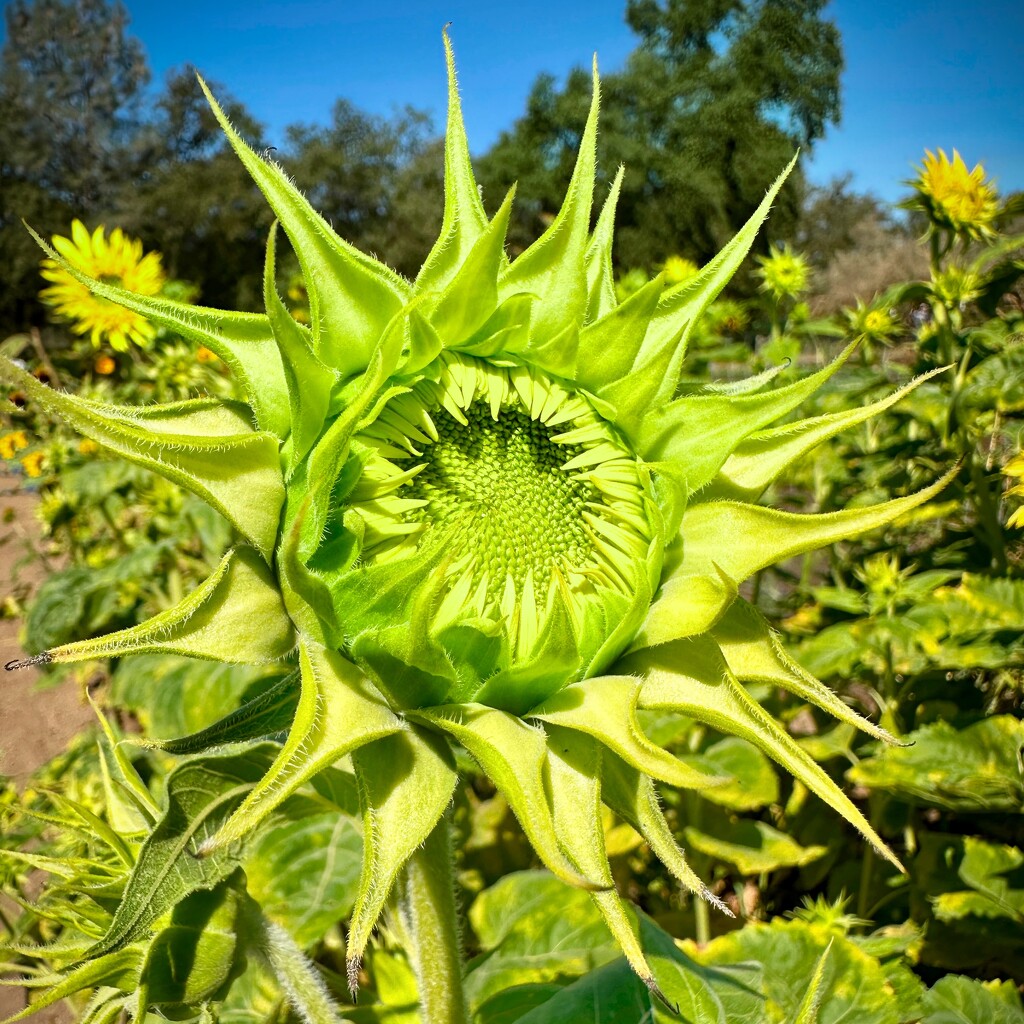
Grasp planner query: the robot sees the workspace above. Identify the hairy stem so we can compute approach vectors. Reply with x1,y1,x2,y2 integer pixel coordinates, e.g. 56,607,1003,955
398,812,468,1024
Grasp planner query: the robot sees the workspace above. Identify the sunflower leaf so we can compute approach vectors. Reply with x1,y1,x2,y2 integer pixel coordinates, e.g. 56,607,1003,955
144,672,300,755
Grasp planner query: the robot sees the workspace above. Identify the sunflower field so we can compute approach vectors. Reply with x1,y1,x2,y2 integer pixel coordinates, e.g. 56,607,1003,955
1,30,1023,1024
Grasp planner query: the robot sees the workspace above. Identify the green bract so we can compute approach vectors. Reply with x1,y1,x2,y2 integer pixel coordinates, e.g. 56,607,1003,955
2,33,952,993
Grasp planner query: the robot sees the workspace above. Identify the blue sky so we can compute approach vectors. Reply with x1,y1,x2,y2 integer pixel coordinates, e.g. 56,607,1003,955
8,0,1024,205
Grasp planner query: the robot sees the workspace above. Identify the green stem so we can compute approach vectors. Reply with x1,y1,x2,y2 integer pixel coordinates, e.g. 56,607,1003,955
398,813,468,1024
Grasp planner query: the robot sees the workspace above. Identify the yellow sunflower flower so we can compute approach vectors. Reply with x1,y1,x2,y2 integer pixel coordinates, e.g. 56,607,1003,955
40,220,166,351
1005,453,1024,529
910,149,999,240
20,451,46,478
0,431,29,460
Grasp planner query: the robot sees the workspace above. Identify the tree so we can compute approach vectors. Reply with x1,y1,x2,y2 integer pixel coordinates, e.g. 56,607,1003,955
283,102,441,279
478,0,842,274
118,69,274,312
0,0,149,328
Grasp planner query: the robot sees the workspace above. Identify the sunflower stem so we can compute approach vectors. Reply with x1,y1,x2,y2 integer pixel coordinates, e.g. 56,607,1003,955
398,811,468,1024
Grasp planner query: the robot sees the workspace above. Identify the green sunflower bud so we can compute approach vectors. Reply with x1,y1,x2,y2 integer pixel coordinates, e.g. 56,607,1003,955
2,29,954,991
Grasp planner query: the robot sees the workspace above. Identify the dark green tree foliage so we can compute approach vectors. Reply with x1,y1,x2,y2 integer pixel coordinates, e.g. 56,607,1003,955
0,0,148,326
795,175,903,269
479,0,842,272
118,70,275,313
0,0,441,329
282,103,441,279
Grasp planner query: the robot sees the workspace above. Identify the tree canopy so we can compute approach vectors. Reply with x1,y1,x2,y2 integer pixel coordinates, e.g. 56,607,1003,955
478,0,843,273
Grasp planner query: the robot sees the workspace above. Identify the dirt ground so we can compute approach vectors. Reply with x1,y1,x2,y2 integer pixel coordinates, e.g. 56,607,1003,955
1,473,90,1023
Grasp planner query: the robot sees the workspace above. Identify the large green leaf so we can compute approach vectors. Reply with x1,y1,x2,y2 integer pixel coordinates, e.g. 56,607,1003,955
245,806,363,947
685,917,900,1024
510,914,766,1024
931,837,1024,924
465,871,619,1011
87,749,275,956
921,976,1024,1024
683,819,827,876
848,717,1024,812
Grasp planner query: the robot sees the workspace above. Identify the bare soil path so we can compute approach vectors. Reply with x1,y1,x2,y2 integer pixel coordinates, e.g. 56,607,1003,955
1,473,91,1023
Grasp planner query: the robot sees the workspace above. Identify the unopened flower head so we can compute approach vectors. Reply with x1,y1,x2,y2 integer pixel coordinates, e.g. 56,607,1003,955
40,220,166,351
660,255,699,286
844,299,900,346
2,33,953,991
755,243,810,301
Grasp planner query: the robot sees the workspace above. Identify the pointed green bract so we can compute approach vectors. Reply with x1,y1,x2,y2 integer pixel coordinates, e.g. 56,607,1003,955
263,223,338,470
636,341,856,490
601,751,729,913
26,225,290,437
410,705,605,891
348,727,458,969
632,637,902,871
710,600,901,746
709,366,950,501
199,643,402,856
545,727,658,988
530,677,726,791
636,153,798,400
1,357,284,557
584,165,625,322
416,28,491,293
498,58,599,353
198,77,409,377
25,547,294,667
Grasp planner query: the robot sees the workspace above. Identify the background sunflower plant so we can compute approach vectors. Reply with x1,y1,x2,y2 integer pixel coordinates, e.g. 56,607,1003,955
1,33,969,1024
